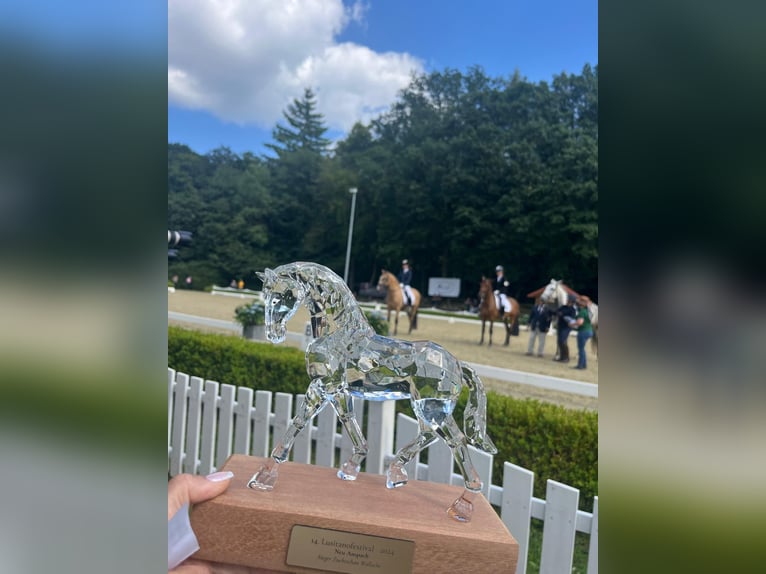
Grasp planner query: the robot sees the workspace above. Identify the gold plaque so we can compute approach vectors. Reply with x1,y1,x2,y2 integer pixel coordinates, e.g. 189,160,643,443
286,525,415,574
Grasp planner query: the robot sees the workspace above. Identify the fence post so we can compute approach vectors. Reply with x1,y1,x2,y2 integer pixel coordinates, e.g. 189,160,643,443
364,401,396,475
167,368,175,449
539,479,579,574
215,384,236,470
251,390,272,457
315,405,337,468
272,393,293,458
170,371,189,476
292,395,312,464
587,496,598,573
501,462,534,574
184,376,204,474
198,380,219,475
233,386,253,456
427,440,453,484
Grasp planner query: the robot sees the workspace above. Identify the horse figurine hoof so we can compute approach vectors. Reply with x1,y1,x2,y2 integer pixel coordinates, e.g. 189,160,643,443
248,463,279,490
447,494,475,523
337,461,360,481
385,464,409,489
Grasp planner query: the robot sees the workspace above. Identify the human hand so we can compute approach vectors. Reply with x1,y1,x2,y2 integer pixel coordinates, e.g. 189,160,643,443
168,471,234,573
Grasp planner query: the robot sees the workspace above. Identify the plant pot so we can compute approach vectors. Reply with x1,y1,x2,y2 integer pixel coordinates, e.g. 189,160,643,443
242,325,266,340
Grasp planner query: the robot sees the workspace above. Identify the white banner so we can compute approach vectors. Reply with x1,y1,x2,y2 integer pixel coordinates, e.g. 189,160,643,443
427,277,461,298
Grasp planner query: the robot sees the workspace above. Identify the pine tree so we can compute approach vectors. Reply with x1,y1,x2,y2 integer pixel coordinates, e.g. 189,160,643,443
265,88,330,157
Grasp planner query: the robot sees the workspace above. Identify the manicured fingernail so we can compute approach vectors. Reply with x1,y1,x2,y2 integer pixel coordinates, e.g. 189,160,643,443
206,471,234,482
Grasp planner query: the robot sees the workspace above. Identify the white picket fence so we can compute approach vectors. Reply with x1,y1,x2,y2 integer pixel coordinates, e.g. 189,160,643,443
168,368,598,574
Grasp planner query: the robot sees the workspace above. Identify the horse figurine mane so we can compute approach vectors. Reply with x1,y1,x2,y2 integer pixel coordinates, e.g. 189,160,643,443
249,262,497,522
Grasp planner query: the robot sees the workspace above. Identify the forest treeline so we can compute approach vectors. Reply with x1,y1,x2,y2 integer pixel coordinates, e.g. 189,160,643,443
168,64,597,302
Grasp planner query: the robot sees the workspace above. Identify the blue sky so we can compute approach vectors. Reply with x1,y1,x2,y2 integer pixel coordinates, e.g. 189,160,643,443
168,0,597,156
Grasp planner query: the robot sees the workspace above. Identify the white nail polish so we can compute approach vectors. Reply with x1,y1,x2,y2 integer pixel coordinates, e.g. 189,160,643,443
206,470,234,482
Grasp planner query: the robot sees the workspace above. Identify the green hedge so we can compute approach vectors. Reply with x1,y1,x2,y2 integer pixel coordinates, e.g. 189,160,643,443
168,326,308,395
364,310,390,336
458,389,598,512
168,326,597,510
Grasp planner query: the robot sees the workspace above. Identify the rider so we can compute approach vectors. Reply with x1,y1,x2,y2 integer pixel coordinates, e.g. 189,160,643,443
398,259,415,307
493,265,510,314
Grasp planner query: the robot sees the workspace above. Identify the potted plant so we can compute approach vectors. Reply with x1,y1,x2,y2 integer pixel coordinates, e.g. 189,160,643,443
234,301,266,340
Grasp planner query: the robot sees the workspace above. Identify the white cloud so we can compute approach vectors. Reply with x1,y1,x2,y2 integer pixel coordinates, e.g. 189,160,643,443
168,0,422,132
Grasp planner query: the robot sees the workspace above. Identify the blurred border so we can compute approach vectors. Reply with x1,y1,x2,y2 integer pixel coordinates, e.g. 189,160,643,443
0,2,167,573
601,1,766,572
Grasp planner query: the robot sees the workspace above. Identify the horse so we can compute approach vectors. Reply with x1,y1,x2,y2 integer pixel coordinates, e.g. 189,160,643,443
540,279,598,356
248,262,497,522
477,277,520,347
376,269,421,336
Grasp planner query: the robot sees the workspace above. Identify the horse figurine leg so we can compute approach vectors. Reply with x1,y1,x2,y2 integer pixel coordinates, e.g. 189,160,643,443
248,381,325,490
438,415,484,522
387,416,484,522
386,421,438,488
330,391,369,480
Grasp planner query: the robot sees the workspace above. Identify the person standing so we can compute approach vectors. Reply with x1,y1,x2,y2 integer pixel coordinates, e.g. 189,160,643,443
397,259,415,306
526,298,552,357
493,265,511,314
554,294,577,363
573,295,594,369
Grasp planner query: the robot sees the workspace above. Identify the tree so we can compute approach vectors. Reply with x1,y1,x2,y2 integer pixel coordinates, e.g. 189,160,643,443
265,88,330,157
263,88,332,262
167,65,598,299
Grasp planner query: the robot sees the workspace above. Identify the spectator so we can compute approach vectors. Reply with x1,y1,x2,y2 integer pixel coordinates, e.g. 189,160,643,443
573,295,595,370
554,294,577,363
229,279,237,288
525,298,552,357
185,275,193,288
238,279,244,290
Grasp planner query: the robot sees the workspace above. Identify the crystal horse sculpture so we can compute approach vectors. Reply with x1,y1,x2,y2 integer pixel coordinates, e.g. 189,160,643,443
248,262,497,522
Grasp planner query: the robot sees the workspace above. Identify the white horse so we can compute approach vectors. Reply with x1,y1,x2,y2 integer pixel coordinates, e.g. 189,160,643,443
248,262,498,522
540,279,598,357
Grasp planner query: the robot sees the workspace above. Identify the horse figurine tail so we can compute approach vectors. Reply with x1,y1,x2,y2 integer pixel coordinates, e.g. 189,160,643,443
460,363,498,454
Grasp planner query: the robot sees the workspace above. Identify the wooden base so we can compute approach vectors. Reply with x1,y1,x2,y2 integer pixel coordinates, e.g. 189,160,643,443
191,455,518,573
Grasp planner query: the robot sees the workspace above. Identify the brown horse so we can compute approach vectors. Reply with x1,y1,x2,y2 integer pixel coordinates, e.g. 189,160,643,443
478,277,520,346
377,269,421,335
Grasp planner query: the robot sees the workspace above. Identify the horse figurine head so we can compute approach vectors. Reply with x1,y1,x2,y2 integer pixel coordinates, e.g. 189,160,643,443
256,267,306,343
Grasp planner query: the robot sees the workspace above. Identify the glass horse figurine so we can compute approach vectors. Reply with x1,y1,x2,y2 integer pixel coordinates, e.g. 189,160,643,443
248,262,497,522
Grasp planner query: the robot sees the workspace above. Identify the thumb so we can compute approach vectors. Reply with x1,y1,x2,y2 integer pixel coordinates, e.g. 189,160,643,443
168,472,234,521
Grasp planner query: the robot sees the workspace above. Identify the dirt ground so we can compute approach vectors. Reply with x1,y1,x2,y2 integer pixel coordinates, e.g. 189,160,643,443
168,290,598,411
